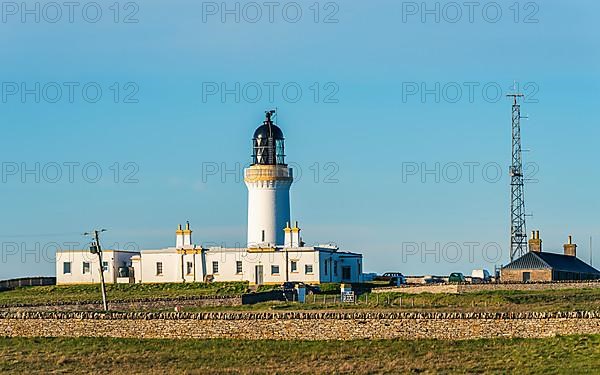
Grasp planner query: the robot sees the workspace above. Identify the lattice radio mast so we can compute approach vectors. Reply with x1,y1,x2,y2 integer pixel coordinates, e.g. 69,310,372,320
508,90,527,262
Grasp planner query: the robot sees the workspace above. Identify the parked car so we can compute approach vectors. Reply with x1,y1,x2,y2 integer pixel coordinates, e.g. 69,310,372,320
422,275,444,284
282,282,320,294
448,272,466,283
471,269,491,283
374,272,406,286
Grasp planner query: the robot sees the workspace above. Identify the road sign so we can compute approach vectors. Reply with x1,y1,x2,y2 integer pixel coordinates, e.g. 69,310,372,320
341,291,355,303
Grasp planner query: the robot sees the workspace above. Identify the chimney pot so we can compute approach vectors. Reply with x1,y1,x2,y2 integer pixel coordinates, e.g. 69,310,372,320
529,229,542,253
564,236,577,257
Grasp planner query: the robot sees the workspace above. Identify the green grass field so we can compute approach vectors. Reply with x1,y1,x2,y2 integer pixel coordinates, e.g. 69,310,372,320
1,335,599,374
3,284,600,373
3,283,600,314
0,282,249,305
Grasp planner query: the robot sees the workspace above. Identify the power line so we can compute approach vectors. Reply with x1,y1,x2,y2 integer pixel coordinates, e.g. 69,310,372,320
0,232,83,239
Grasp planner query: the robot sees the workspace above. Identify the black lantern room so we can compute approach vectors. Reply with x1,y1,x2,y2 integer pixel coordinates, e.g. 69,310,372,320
252,110,286,165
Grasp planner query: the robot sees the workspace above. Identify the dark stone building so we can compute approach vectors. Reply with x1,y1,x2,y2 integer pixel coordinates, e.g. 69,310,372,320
502,232,600,282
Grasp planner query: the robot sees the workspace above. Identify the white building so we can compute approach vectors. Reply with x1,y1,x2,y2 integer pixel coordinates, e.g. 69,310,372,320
130,222,362,285
57,111,364,285
56,249,139,285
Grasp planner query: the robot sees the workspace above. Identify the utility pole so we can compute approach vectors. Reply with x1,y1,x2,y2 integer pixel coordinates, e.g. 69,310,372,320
591,236,593,267
84,229,108,311
508,90,527,262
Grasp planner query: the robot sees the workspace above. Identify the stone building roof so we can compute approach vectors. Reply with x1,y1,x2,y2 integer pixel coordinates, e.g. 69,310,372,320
503,251,600,275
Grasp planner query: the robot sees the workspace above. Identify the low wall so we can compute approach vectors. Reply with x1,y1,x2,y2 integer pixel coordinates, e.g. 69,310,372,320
0,296,242,313
0,277,56,291
373,285,461,294
0,291,289,312
373,281,600,295
242,290,289,304
2,311,600,341
457,282,600,293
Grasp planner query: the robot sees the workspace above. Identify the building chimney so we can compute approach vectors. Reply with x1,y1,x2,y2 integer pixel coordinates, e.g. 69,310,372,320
529,230,542,253
176,224,184,248
284,221,302,248
175,222,193,249
182,221,193,249
564,235,577,257
291,221,301,248
283,222,293,248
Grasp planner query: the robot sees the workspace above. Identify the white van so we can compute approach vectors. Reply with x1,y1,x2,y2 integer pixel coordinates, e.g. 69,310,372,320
471,269,491,283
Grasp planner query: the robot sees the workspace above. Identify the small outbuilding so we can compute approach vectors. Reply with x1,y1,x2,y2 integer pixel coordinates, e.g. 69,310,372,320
501,231,600,282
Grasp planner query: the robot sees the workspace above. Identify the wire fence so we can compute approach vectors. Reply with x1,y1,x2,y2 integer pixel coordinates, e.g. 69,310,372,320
290,293,428,308
287,293,496,309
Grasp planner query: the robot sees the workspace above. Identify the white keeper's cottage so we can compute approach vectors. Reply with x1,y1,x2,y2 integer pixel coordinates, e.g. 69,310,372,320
57,111,364,285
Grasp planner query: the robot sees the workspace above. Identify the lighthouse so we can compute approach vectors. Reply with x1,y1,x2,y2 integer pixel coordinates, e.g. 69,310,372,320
245,110,293,248
58,109,364,287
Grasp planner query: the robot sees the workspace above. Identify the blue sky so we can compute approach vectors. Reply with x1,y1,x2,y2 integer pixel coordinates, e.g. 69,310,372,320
0,0,598,279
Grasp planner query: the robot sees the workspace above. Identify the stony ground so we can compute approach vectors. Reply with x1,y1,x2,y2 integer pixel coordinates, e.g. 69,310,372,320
1,335,599,374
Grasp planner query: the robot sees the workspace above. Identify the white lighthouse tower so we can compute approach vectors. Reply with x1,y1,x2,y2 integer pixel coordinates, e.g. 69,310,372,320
244,110,293,248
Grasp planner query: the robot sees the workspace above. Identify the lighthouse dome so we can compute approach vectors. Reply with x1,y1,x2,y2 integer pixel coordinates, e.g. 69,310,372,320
253,123,284,140
252,110,286,166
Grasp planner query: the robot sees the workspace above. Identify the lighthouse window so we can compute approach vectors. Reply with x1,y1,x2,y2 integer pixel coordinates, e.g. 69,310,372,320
156,262,163,276
275,139,285,164
63,262,72,275
290,261,298,272
186,262,193,275
212,261,219,274
305,264,314,274
236,261,243,274
82,262,90,274
261,230,265,242
271,265,280,275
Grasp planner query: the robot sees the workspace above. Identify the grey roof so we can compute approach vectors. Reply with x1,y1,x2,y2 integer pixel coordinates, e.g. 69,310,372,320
503,251,600,275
